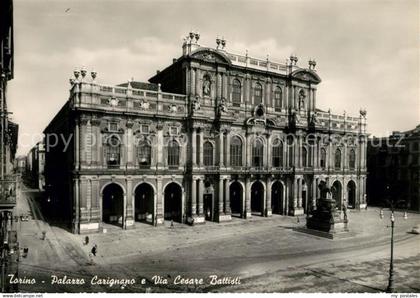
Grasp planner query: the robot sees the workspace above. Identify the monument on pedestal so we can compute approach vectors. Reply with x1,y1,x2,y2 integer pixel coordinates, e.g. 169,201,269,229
299,181,351,239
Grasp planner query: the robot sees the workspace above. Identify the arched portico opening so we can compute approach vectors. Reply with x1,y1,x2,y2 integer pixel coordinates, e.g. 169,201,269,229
332,181,342,209
347,180,356,208
102,183,124,227
230,181,243,218
271,181,284,215
251,181,264,216
134,183,154,224
164,182,182,223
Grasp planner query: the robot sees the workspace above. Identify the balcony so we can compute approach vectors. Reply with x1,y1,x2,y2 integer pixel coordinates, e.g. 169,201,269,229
0,176,17,209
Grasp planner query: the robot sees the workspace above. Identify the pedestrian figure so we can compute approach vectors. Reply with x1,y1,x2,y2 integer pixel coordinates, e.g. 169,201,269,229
91,244,97,257
84,236,89,246
170,219,174,228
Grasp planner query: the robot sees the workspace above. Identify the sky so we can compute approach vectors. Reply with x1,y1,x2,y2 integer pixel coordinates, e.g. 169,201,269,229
8,0,420,155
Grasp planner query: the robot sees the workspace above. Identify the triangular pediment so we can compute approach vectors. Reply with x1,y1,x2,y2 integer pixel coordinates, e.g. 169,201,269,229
190,48,231,65
291,69,321,84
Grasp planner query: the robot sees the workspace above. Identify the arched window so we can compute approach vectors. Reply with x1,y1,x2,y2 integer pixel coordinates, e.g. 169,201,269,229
274,87,282,111
203,141,213,166
272,139,283,167
138,139,151,167
106,135,121,168
167,140,180,168
302,147,308,167
254,83,263,104
335,149,341,169
320,148,326,169
252,138,264,167
230,136,242,167
349,149,356,169
232,79,241,107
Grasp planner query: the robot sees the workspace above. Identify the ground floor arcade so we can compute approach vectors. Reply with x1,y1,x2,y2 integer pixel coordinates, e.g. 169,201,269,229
72,173,366,233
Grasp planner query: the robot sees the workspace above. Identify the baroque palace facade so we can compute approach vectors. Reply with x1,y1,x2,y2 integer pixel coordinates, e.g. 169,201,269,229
44,33,368,234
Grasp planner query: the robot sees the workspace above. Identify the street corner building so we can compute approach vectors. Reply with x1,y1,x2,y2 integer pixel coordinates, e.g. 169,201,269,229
43,33,368,234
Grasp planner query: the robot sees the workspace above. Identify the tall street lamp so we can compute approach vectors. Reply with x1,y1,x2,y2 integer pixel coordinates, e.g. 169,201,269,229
379,206,408,293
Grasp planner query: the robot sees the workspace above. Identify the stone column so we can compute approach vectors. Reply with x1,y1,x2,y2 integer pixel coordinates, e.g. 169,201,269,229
312,178,317,210
298,178,303,208
218,177,224,217
156,123,164,170
192,127,197,168
217,73,222,99
95,121,103,168
80,119,87,168
86,120,92,166
293,86,297,109
293,178,298,209
246,133,251,167
126,178,134,227
266,133,272,168
223,73,228,99
75,119,80,170
225,130,231,167
245,177,251,218
72,177,80,233
195,68,200,96
294,135,300,168
191,68,196,96
126,120,134,169
218,129,224,167
155,177,164,224
198,179,204,215
199,128,204,167
266,176,272,216
224,178,231,214
191,177,197,218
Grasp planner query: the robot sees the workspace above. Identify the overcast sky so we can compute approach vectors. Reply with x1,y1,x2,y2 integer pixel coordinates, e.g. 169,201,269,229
8,0,419,155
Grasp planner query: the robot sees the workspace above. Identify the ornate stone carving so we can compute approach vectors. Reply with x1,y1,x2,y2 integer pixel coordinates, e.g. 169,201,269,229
139,100,150,110
298,90,306,110
192,96,201,111
203,76,211,96
109,97,119,107
218,97,228,115
168,104,178,113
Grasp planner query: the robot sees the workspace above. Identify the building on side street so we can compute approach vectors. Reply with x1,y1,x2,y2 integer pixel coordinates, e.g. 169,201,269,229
44,33,368,234
367,125,420,212
25,141,45,191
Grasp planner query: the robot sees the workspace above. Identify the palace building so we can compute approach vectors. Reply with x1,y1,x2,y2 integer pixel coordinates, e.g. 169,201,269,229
44,33,368,234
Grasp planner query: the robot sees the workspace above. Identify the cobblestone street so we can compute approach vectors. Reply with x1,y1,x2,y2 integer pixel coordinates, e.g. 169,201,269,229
15,184,420,293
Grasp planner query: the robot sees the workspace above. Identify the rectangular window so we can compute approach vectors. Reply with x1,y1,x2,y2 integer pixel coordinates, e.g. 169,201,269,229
141,125,149,134
170,127,178,135
109,122,118,132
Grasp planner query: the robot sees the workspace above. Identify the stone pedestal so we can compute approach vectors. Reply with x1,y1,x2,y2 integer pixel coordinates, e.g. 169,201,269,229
217,213,232,222
305,198,349,238
188,215,206,225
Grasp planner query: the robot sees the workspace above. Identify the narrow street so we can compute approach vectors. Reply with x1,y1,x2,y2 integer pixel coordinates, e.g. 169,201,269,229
15,183,420,293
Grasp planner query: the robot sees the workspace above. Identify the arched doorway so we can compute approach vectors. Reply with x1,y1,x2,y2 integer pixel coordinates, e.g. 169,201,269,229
102,183,124,227
251,181,264,216
271,181,284,215
332,181,342,209
230,181,243,218
164,182,182,223
347,181,356,208
134,183,154,224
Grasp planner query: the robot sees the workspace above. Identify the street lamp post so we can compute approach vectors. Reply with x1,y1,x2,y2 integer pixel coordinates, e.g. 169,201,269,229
380,206,408,293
